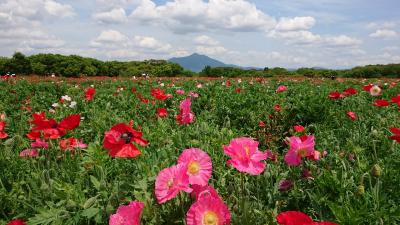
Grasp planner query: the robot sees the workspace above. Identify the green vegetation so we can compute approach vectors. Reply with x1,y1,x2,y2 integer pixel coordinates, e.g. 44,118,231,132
1,52,400,78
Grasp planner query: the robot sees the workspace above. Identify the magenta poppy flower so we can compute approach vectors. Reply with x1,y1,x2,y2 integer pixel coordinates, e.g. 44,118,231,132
31,138,49,149
346,111,357,121
276,85,287,93
155,164,192,204
176,98,195,125
177,148,212,186
190,185,220,202
284,135,315,166
186,195,231,225
19,149,39,158
109,201,144,225
223,137,268,175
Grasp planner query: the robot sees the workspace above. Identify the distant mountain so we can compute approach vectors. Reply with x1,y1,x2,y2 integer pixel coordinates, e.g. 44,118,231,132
169,53,237,72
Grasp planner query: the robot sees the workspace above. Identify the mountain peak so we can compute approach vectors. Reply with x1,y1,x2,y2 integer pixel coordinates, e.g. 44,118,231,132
169,53,230,72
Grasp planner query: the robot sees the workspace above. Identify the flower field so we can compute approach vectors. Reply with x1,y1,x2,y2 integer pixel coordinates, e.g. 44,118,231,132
1,78,400,225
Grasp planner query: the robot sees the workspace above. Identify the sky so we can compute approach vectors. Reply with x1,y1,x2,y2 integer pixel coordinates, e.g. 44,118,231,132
0,0,399,69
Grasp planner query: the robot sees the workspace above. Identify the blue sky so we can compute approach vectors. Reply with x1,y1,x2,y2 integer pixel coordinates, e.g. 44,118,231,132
0,0,399,69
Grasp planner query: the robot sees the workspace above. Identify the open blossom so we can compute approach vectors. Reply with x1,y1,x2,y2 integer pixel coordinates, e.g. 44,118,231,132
0,121,8,139
26,113,81,140
284,135,316,166
328,91,344,99
274,104,281,112
346,112,357,121
373,99,389,107
277,211,338,225
6,219,27,225
31,138,49,148
19,149,39,158
293,125,305,133
389,127,400,142
151,88,171,100
186,195,231,225
176,98,195,125
84,87,96,101
59,137,87,151
223,137,268,175
189,91,199,98
276,85,287,93
177,148,212,186
157,108,168,118
103,123,148,158
109,201,144,225
343,87,357,95
176,89,185,95
155,164,192,204
190,185,220,201
369,85,382,96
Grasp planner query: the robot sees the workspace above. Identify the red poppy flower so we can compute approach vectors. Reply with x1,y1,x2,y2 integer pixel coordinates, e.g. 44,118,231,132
277,211,338,225
6,219,27,225
293,125,305,133
225,80,231,86
84,87,96,101
259,121,266,128
363,84,373,92
103,123,148,158
346,111,357,121
0,121,8,139
389,127,400,142
343,87,357,95
274,104,282,112
235,88,241,93
157,108,168,118
27,113,80,139
151,88,170,101
137,94,149,104
391,94,400,104
328,91,344,99
373,99,390,107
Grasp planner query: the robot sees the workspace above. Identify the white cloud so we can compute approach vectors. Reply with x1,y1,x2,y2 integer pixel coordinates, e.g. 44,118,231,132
275,16,316,31
93,8,128,24
132,36,171,52
325,35,362,46
196,45,227,55
194,35,219,46
130,0,276,33
369,29,398,39
366,21,397,30
44,0,75,18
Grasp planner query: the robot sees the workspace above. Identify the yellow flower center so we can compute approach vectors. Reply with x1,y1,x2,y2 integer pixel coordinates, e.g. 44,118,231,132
297,148,308,157
202,211,219,225
188,161,200,175
167,178,173,188
244,146,250,156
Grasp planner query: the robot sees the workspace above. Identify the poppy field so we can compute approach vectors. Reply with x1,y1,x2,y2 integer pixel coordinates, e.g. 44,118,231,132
1,77,400,225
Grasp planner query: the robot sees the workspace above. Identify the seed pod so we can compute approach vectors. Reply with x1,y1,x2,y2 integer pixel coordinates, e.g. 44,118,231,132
371,164,382,177
357,185,365,195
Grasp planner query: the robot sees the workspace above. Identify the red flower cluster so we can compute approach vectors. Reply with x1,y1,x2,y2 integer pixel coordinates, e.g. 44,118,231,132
389,127,400,142
26,112,80,139
329,87,357,99
151,88,171,101
103,122,148,158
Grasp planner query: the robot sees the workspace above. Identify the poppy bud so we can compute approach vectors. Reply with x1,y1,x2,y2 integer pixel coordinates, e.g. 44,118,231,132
357,185,365,195
371,164,382,177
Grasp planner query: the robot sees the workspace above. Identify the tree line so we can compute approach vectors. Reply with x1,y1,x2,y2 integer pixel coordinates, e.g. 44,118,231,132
1,52,399,78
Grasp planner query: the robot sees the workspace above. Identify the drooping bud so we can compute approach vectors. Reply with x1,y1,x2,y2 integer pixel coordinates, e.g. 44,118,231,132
357,185,365,195
371,164,382,177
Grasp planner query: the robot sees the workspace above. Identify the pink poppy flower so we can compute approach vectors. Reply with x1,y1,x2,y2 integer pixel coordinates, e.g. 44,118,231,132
369,85,382,96
276,85,287,93
177,148,212,186
31,138,49,148
259,121,266,128
189,92,199,98
176,89,185,95
278,179,293,191
274,104,282,112
190,185,220,202
223,137,268,175
59,137,87,151
284,135,315,166
186,195,231,225
109,201,144,225
19,149,39,158
346,112,357,121
176,98,195,125
155,164,192,204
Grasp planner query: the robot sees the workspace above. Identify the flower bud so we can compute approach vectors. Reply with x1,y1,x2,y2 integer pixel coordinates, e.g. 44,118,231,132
371,164,382,177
